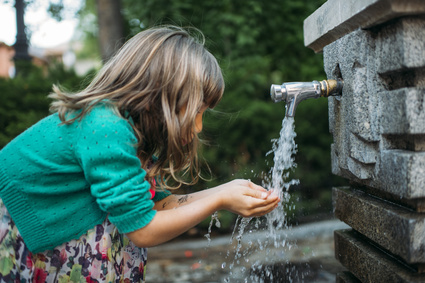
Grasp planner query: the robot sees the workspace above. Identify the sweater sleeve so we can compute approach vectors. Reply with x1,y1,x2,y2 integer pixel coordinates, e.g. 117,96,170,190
74,106,156,234
152,190,171,202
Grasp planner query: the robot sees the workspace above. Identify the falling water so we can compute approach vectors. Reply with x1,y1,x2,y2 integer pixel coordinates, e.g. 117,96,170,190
204,211,221,246
218,116,299,282
264,116,299,241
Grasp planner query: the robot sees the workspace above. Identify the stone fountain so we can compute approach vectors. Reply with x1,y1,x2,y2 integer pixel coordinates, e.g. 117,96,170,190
303,0,425,281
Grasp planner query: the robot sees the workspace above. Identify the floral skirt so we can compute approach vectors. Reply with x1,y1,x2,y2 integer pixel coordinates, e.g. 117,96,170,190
0,199,147,283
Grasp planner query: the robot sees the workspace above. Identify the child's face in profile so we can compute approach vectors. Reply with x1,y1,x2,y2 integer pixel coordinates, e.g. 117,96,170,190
194,105,208,134
180,104,208,145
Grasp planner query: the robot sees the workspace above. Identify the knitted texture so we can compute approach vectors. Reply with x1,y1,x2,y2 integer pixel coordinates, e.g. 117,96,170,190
0,104,168,253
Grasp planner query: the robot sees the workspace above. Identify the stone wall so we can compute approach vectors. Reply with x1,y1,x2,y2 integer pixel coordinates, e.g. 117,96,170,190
304,0,425,281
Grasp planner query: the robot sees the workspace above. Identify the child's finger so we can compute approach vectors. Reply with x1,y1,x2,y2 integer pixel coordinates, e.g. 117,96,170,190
246,188,270,199
245,188,279,202
250,200,280,217
247,181,267,192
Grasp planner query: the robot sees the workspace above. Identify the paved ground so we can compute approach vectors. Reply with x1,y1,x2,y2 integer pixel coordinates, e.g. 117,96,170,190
145,219,350,283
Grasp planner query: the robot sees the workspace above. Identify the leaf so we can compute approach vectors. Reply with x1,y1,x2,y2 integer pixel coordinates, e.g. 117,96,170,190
69,264,82,283
0,256,14,276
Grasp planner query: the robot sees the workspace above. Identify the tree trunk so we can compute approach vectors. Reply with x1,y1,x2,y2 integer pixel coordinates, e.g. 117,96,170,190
13,0,31,76
95,0,125,63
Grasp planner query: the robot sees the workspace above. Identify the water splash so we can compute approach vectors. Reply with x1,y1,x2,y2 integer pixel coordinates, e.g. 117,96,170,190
204,211,221,246
218,117,299,282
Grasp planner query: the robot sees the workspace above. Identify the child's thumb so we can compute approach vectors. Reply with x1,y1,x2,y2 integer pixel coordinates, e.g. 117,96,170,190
249,189,269,200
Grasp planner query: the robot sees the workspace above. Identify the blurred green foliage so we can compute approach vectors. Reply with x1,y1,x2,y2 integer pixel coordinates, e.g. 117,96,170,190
0,61,90,148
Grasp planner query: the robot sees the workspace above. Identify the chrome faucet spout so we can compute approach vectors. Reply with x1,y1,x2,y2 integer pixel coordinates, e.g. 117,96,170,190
270,79,343,117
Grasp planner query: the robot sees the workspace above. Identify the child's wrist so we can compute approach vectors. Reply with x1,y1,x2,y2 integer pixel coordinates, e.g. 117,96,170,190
214,190,226,211
212,184,227,193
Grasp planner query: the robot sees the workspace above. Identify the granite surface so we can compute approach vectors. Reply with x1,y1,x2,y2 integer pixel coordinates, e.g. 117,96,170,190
323,17,425,200
333,187,425,264
304,0,425,52
335,229,425,282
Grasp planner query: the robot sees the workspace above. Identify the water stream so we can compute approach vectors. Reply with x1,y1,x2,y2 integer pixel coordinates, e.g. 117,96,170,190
217,116,300,282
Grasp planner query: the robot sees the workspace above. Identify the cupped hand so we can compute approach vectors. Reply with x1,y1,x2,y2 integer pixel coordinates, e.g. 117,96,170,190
216,179,280,218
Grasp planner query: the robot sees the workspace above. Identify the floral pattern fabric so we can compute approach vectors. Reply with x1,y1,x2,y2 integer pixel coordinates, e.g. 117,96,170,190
0,199,147,283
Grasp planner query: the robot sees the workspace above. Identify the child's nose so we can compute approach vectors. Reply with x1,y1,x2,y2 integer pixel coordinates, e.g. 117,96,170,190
195,113,203,133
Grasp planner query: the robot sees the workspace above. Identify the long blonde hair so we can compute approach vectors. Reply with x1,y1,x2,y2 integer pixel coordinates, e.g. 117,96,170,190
49,26,224,190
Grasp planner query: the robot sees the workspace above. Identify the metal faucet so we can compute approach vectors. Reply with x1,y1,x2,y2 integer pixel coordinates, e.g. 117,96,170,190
270,79,343,117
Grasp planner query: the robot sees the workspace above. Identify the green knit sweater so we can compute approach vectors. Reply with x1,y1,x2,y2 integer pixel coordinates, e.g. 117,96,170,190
0,104,170,253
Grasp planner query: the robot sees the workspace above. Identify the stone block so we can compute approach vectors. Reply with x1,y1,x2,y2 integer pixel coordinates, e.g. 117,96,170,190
324,28,381,184
333,187,425,263
304,0,425,52
380,88,425,134
382,134,425,152
379,150,425,199
329,135,425,200
349,133,378,164
324,29,373,84
335,229,425,282
324,29,381,142
376,17,425,74
336,271,361,283
346,158,372,180
323,19,425,199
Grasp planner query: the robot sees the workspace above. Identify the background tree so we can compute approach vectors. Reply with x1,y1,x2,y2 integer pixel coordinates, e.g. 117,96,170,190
11,0,31,76
3,0,123,64
0,63,88,148
13,0,30,61
95,0,125,62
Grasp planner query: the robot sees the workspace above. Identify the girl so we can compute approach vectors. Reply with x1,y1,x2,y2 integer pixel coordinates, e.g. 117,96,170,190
0,26,279,282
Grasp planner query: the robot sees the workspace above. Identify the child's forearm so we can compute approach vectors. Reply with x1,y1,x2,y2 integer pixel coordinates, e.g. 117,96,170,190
153,180,266,211
128,180,279,248
128,191,223,247
153,186,225,210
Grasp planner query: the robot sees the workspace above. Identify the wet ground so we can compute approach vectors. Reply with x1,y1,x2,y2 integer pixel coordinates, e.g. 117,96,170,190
146,219,349,283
